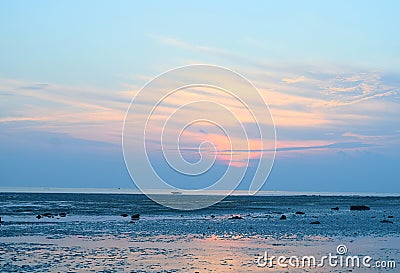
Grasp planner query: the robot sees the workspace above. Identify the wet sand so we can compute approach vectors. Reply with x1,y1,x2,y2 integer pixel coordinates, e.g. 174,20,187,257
1,234,399,272
1,193,399,272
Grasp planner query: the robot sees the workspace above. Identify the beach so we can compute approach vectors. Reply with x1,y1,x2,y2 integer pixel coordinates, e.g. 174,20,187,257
1,234,399,272
1,193,399,272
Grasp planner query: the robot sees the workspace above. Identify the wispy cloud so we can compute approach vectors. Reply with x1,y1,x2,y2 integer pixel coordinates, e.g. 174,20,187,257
282,76,306,83
19,83,50,90
0,78,132,144
320,72,399,106
151,35,233,57
2,36,399,161
342,132,400,142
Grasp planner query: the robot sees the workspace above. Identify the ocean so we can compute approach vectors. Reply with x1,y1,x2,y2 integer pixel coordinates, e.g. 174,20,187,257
1,192,399,238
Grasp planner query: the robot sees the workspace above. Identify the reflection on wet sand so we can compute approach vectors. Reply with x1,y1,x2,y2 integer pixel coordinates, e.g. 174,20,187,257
1,234,399,272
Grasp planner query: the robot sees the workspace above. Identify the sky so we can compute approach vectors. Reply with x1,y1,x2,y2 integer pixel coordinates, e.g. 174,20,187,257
1,1,399,193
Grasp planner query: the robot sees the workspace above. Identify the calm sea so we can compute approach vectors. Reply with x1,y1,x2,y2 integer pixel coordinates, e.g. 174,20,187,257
1,191,399,239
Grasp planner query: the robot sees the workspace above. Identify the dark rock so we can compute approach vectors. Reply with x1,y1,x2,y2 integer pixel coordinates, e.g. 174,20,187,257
228,215,243,220
350,205,370,211
211,215,215,218
310,221,321,224
42,212,53,218
295,211,305,215
36,215,42,219
0,217,2,223
280,215,287,220
59,212,67,217
131,214,140,220
380,220,394,224
388,216,394,218
331,207,339,211
121,213,128,217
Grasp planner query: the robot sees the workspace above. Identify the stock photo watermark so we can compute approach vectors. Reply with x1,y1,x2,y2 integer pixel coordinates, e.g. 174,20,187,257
256,244,396,270
122,64,276,210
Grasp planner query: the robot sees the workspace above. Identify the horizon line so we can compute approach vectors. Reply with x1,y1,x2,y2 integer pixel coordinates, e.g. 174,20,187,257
0,187,399,197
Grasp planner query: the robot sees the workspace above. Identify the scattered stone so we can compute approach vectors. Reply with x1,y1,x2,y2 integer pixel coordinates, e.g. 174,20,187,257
295,211,305,215
280,215,287,220
59,212,67,217
331,207,339,210
211,215,215,218
228,215,243,220
310,221,321,224
350,205,370,211
36,215,42,219
121,213,128,217
388,216,394,218
0,216,2,223
380,220,394,224
131,214,140,220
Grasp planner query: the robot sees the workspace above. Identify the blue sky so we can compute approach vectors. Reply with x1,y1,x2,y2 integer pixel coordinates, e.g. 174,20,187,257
1,1,399,193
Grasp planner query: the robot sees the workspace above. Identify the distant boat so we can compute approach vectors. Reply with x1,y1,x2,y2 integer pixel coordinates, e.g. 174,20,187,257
171,191,182,195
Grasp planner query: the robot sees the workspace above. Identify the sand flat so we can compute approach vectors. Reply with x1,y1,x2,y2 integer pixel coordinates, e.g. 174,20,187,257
1,234,399,272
